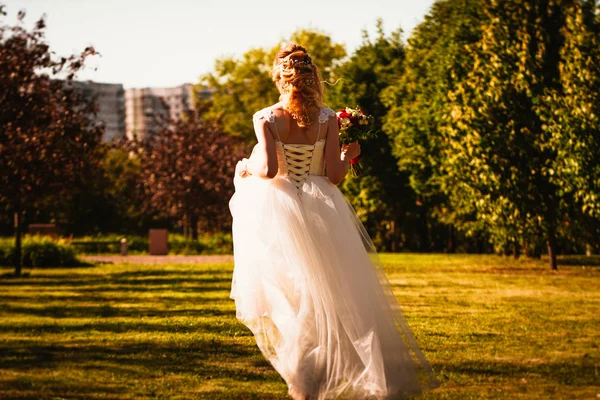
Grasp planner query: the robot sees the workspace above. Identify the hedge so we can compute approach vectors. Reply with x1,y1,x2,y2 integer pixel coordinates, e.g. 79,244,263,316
64,233,233,255
0,236,82,267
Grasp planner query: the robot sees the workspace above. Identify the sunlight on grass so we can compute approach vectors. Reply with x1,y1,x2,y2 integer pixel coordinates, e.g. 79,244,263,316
0,255,598,399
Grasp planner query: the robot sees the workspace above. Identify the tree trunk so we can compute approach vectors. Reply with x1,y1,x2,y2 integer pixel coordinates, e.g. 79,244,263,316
446,224,455,253
476,233,484,254
547,221,558,270
183,213,189,239
533,243,543,259
390,219,396,253
418,203,428,252
513,241,521,259
14,209,22,277
190,214,199,241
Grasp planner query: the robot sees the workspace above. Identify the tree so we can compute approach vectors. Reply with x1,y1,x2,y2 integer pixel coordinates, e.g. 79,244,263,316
382,0,485,252
53,145,158,235
199,47,278,140
288,28,346,85
199,28,346,140
444,0,600,269
539,0,600,254
327,20,412,250
0,8,103,275
131,109,245,239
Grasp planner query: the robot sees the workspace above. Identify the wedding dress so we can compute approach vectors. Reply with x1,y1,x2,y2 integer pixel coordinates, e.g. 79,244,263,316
229,106,439,399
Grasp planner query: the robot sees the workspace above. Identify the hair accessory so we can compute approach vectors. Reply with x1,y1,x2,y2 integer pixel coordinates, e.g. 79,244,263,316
293,57,311,66
287,55,312,68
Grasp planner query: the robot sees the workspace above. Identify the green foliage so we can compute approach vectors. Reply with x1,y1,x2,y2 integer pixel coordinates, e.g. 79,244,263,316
199,28,346,140
383,0,483,200
47,145,155,236
69,234,148,254
126,110,245,238
59,233,233,255
288,28,347,85
538,1,600,220
327,20,412,250
0,9,103,274
99,147,148,230
200,48,278,140
442,0,600,266
381,0,485,253
0,236,81,267
198,232,233,255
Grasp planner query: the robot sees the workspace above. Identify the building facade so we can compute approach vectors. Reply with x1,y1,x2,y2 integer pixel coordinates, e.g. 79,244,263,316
125,84,212,141
73,81,212,142
124,87,169,141
74,81,126,142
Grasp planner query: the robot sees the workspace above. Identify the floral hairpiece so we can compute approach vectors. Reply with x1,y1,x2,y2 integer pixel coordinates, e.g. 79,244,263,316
285,55,312,69
292,57,312,66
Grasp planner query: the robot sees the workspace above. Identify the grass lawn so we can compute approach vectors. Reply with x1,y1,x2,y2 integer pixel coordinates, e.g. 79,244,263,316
0,254,598,399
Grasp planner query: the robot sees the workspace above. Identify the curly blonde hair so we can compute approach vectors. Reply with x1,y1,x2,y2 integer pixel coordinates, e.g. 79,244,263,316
271,43,324,127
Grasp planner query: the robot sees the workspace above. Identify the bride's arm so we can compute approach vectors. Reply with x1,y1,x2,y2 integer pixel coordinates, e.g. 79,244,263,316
324,116,360,185
245,117,278,179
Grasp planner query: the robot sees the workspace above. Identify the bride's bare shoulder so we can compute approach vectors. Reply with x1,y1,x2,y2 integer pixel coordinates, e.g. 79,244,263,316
270,103,287,116
253,103,286,122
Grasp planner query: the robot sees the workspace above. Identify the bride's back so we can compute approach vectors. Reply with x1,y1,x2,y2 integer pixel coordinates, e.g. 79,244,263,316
269,105,326,145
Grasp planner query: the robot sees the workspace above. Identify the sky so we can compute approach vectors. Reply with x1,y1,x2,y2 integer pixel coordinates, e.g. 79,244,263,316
5,0,435,89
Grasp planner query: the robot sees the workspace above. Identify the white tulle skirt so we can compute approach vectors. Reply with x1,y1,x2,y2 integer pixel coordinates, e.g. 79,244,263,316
229,173,439,399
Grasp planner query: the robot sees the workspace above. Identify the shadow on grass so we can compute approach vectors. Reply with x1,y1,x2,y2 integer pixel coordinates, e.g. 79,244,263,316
194,391,286,400
438,357,598,386
0,339,284,398
557,254,600,266
0,260,95,274
0,269,232,287
0,303,233,320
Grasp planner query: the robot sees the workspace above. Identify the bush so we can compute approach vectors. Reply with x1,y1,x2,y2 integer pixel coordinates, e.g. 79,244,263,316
0,232,233,267
166,232,232,254
168,234,204,255
70,234,148,254
199,232,233,254
32,232,234,256
0,236,82,267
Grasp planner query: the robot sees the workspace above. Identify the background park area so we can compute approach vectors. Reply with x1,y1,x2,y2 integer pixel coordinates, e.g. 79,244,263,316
0,254,598,399
1,0,600,398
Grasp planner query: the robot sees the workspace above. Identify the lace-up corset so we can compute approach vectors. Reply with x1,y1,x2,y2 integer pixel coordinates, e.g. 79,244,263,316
276,140,326,189
254,107,335,193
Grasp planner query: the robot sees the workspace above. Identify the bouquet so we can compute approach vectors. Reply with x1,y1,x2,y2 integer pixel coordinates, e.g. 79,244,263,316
336,106,375,176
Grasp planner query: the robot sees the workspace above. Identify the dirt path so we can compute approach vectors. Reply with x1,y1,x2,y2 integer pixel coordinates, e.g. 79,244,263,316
82,254,233,265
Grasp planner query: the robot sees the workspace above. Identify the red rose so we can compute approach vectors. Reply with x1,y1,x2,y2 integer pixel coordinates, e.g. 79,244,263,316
337,109,350,118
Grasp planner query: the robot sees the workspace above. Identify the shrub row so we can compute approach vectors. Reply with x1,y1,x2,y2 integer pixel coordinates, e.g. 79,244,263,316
64,232,233,255
0,232,233,267
0,236,82,267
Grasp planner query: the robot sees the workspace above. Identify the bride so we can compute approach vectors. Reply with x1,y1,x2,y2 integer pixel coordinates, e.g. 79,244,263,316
229,43,439,399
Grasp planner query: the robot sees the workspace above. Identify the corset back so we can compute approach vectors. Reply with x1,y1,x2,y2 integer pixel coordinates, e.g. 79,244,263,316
253,106,335,193
276,139,325,190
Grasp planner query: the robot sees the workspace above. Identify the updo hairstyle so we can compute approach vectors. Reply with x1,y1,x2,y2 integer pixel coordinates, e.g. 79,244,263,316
271,43,324,127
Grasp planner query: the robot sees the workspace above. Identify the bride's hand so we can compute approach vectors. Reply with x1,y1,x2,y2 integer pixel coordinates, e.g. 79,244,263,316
236,158,250,178
341,141,361,161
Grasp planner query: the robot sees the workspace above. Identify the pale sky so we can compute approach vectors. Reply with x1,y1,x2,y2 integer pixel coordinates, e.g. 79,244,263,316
5,0,435,88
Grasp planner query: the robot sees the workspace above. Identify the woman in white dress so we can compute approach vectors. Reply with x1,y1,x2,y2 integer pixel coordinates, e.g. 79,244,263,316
229,43,439,399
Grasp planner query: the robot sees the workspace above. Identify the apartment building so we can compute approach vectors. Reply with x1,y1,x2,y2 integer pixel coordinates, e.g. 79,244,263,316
74,81,126,142
73,80,212,141
125,84,213,141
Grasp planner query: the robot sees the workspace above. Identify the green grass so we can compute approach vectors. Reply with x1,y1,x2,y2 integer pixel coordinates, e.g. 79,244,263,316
0,254,598,399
